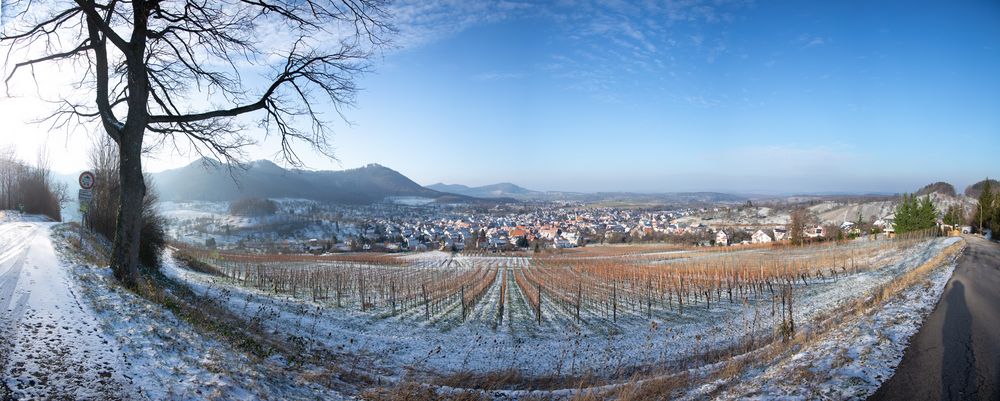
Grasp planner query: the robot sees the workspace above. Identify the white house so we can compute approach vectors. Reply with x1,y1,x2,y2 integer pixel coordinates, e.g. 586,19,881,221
554,237,576,249
751,229,773,244
772,227,788,241
715,230,729,246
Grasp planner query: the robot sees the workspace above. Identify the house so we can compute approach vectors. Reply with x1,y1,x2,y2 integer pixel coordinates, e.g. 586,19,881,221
554,237,576,249
305,238,324,253
805,226,824,239
772,227,788,241
487,235,510,250
538,227,561,240
751,229,773,244
562,231,580,245
875,215,895,233
715,230,729,246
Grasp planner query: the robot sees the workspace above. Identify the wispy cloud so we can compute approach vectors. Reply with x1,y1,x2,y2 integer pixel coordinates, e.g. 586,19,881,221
796,34,829,48
390,1,536,48
473,71,525,81
388,0,752,102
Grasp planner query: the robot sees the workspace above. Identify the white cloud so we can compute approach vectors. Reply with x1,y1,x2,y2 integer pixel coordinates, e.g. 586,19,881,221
389,0,536,49
796,34,829,48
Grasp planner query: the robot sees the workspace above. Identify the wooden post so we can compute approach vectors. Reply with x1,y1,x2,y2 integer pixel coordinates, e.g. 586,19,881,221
422,284,429,319
536,283,542,325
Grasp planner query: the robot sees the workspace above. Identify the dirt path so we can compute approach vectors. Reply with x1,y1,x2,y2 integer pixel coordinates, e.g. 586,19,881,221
0,220,131,400
870,235,1000,401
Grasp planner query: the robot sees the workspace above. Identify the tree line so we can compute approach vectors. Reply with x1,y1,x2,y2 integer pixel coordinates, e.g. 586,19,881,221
0,148,65,221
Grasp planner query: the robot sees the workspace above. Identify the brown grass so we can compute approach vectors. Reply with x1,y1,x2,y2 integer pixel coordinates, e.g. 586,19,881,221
430,369,606,392
360,382,487,401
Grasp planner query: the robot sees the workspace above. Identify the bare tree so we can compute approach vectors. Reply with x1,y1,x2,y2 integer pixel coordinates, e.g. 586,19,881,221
2,0,393,287
0,147,64,220
788,208,810,245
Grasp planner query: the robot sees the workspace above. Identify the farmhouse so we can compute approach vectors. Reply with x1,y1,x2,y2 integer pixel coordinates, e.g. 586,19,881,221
751,229,773,244
715,230,729,246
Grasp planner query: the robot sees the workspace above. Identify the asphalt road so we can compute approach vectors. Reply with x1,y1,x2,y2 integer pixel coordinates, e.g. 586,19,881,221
870,235,1000,401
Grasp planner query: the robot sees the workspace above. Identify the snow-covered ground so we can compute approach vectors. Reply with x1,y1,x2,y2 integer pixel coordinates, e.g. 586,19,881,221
0,209,968,399
163,236,962,393
0,214,359,399
0,217,130,399
46,223,357,400
692,238,964,400
160,200,358,249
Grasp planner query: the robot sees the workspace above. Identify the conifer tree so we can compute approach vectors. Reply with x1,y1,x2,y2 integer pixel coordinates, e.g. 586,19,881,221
894,194,937,234
973,179,995,233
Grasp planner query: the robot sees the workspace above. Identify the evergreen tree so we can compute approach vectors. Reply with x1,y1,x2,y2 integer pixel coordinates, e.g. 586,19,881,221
973,179,995,233
894,194,937,234
943,205,963,226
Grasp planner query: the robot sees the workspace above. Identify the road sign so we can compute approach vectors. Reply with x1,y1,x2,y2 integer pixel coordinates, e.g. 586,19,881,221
79,171,96,189
78,189,93,202
79,202,89,213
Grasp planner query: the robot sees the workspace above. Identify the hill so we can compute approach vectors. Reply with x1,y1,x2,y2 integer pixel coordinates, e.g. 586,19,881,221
964,179,1000,198
153,159,497,204
915,182,956,197
426,182,538,198
428,181,746,205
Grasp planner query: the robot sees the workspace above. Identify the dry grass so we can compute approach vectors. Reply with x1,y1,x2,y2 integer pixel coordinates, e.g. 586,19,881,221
430,369,605,392
360,382,487,401
610,372,692,401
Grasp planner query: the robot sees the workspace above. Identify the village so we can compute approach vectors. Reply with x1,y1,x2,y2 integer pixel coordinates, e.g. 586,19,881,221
161,197,932,255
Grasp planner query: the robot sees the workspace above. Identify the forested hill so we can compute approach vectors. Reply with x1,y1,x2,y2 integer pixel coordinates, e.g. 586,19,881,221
152,159,494,204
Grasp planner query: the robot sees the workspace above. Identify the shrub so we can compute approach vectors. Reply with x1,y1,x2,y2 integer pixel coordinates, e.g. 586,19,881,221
139,185,167,269
85,137,167,271
0,148,65,221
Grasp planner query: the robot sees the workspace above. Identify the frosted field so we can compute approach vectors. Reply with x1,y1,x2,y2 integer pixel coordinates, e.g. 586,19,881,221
10,208,960,398
165,235,959,387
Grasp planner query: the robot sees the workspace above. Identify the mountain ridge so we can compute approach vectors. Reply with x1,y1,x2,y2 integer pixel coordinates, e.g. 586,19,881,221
152,159,503,204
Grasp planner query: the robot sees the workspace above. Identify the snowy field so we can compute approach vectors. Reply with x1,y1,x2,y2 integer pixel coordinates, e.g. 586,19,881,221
40,222,354,400
164,235,962,395
0,210,966,399
160,200,359,249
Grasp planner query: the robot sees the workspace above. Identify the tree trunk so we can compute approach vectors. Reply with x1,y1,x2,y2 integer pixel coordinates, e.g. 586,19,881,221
109,130,145,288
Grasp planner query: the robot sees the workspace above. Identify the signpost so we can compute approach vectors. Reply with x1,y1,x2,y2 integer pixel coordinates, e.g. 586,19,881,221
78,171,95,241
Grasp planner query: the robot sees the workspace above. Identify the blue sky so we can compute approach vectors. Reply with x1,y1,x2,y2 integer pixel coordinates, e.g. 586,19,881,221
320,0,1000,193
3,0,999,194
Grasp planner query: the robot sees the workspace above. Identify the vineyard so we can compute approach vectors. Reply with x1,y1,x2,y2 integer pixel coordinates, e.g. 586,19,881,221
167,229,955,379
172,230,938,332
